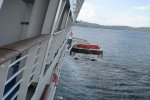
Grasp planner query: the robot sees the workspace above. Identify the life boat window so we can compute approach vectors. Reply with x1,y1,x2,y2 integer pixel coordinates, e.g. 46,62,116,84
89,50,100,55
71,48,89,54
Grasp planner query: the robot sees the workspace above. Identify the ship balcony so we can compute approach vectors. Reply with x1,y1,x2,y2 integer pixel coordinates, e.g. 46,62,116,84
0,28,71,100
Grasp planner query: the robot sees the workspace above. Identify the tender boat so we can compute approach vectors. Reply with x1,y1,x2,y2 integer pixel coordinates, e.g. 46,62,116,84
70,43,103,61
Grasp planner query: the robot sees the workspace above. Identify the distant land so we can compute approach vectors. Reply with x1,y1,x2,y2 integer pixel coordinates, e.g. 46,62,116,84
74,21,150,33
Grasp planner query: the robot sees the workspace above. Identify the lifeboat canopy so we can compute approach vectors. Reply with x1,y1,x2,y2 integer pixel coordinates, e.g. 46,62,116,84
76,43,100,49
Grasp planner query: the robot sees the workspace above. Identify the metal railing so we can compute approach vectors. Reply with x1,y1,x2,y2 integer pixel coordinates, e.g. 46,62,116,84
31,28,70,100
0,34,50,100
0,28,70,100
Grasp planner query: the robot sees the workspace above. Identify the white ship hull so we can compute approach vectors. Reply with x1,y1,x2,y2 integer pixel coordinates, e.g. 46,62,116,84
0,0,84,100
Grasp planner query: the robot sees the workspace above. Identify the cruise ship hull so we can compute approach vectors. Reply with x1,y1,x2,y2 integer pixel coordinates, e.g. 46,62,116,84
0,0,84,100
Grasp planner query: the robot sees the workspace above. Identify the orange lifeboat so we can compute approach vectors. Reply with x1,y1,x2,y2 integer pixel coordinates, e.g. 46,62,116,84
77,43,100,49
70,43,103,60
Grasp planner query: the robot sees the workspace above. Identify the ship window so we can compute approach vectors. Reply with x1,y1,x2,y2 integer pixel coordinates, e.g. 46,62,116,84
89,50,100,55
71,48,101,55
26,84,37,100
22,0,35,4
77,49,89,54
0,0,3,9
71,48,90,54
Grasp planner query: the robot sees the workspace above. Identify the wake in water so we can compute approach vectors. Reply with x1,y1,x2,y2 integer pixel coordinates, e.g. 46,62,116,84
55,26,150,100
55,54,150,100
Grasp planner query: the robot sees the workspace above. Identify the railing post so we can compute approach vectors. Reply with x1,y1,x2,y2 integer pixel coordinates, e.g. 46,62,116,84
33,40,49,82
0,61,10,99
18,45,38,100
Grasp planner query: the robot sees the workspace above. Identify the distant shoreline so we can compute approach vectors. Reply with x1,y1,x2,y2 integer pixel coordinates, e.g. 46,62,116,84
74,22,150,33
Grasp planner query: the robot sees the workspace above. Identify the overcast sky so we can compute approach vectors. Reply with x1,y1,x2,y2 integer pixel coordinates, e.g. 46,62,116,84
77,0,150,27
0,0,150,27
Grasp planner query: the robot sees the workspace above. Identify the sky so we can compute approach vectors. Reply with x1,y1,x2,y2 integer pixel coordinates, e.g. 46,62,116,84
0,0,150,27
77,0,150,27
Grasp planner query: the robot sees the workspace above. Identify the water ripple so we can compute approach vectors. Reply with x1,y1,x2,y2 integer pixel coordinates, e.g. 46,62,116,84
54,27,150,100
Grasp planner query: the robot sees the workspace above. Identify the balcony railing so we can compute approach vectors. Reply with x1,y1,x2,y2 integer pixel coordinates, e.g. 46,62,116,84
0,34,50,100
0,28,70,100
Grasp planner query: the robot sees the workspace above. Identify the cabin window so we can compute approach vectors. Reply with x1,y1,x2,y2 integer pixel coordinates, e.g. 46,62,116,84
0,0,3,9
89,50,100,55
71,48,101,55
22,0,35,4
71,48,89,54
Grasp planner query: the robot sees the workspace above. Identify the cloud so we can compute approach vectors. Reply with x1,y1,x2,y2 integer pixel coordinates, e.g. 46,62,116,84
77,2,98,23
134,4,150,10
77,2,108,24
108,16,150,27
78,2,150,27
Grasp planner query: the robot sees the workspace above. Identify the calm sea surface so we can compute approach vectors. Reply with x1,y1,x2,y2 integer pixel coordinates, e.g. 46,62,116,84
54,26,150,100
